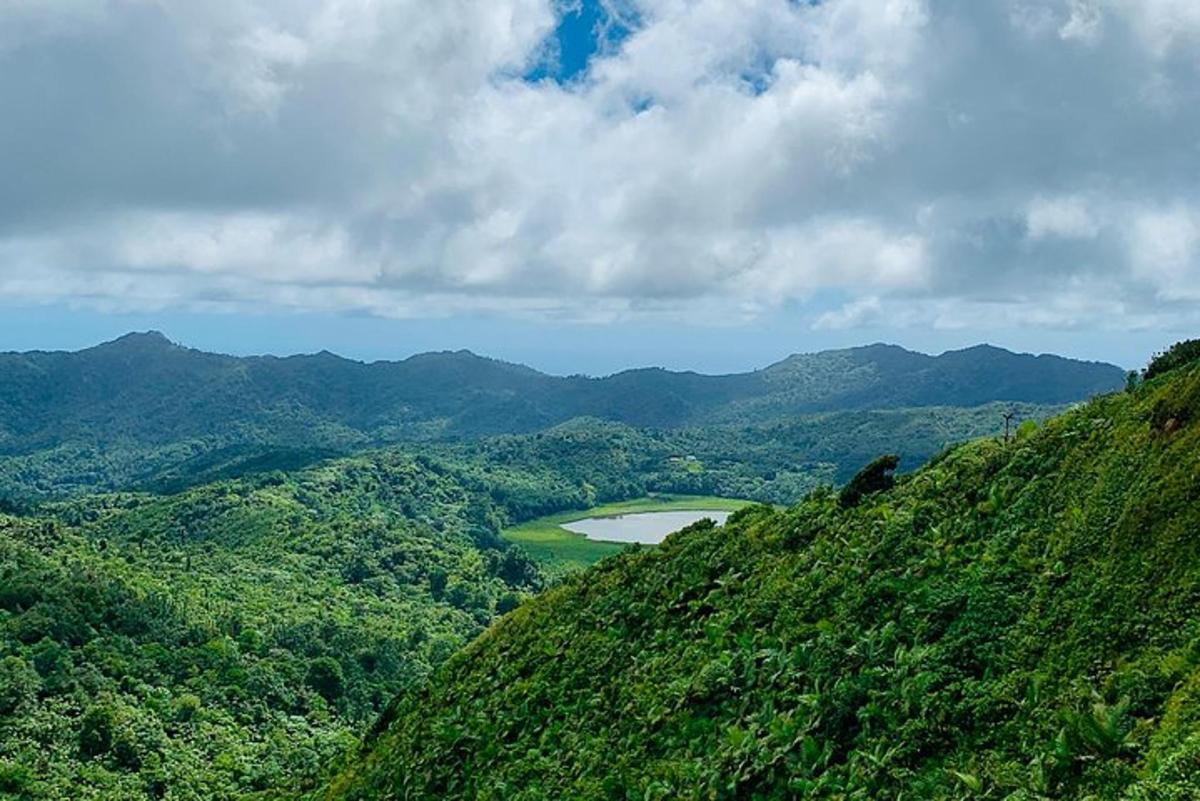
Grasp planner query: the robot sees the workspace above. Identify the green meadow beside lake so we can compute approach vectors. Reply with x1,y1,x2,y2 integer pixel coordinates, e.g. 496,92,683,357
501,494,755,577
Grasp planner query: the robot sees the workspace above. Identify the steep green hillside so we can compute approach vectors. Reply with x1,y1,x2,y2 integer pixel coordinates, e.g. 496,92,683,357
0,333,1121,501
0,454,547,800
326,352,1200,800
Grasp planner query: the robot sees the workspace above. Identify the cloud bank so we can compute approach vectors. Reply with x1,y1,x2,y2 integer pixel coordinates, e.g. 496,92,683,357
1,0,1199,332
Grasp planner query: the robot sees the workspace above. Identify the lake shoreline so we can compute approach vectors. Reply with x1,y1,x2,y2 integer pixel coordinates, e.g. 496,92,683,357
501,494,754,577
561,509,733,545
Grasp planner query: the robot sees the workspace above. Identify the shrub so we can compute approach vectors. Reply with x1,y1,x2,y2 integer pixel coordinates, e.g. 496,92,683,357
1149,370,1200,433
0,657,38,716
1144,339,1200,381
0,761,31,794
306,657,344,702
1058,697,1136,761
174,693,202,723
79,703,116,758
839,455,900,508
496,591,522,615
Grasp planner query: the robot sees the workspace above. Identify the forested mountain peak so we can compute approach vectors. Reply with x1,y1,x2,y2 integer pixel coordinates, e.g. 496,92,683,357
0,333,1122,430
765,340,1116,374
87,330,177,351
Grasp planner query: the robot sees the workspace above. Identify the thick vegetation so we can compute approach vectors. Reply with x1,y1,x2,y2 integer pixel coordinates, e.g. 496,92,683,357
326,353,1200,800
0,333,1120,502
0,402,1069,519
0,453,552,799
443,405,1063,511
1143,338,1200,382
0,333,1133,799
0,402,1051,799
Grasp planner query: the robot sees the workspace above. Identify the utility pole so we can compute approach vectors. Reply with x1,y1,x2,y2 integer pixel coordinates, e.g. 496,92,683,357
1003,410,1016,444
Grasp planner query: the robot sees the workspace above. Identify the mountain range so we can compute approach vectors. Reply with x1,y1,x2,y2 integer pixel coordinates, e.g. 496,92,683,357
0,331,1125,452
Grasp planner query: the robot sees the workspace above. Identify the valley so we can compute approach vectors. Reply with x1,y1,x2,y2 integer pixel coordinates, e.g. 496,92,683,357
501,495,753,576
324,343,1200,801
0,334,1156,800
0,334,1119,504
4,4,1190,798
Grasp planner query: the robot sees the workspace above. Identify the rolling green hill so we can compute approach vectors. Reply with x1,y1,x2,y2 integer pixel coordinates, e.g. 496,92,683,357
0,400,1070,506
0,333,1122,501
323,349,1200,800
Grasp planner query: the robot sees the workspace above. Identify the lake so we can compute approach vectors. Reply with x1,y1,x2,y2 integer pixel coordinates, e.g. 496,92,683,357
561,510,732,545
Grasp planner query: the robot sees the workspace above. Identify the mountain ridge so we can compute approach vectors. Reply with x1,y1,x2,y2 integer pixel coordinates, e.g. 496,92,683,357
19,330,1124,378
0,332,1125,499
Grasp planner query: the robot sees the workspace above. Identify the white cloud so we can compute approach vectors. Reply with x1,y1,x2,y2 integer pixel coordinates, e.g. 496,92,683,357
1026,195,1099,240
1128,206,1200,300
0,0,1197,333
1110,0,1200,57
1059,0,1103,43
814,297,884,330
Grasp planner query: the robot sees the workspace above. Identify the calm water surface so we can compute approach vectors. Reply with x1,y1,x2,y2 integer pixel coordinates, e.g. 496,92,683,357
561,510,731,545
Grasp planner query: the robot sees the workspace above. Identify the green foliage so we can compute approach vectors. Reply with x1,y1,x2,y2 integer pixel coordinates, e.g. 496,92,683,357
0,657,37,716
1148,367,1200,434
1144,338,1200,381
431,404,1065,513
837,454,899,508
307,658,346,703
324,361,1200,801
0,333,1132,798
1057,696,1136,762
0,451,550,799
0,402,1068,511
78,704,116,759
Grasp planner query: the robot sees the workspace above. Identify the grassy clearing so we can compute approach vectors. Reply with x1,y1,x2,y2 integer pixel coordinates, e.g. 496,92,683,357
502,494,755,577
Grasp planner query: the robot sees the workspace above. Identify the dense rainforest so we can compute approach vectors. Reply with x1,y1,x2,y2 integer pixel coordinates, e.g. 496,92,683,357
0,333,1134,799
325,345,1200,800
0,453,554,799
1,410,1054,799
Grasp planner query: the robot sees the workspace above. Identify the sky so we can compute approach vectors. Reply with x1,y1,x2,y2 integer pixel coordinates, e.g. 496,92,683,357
2,0,1199,374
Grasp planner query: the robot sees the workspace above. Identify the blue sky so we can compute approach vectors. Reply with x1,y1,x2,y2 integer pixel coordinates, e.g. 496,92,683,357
1,1,1198,373
524,1,636,83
